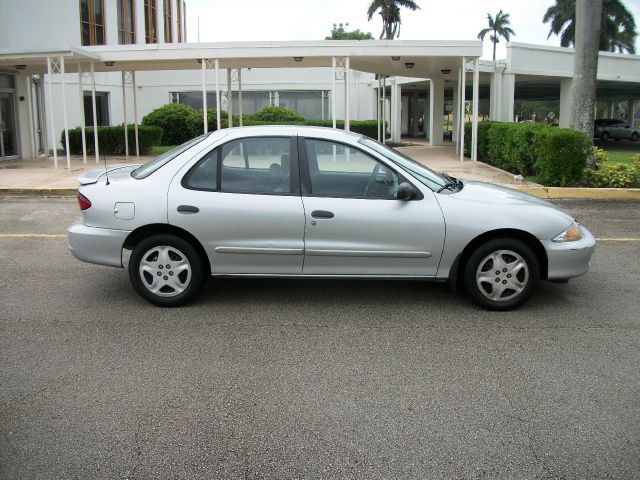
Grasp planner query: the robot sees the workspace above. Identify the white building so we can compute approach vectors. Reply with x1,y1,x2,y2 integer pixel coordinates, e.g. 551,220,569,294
0,0,639,162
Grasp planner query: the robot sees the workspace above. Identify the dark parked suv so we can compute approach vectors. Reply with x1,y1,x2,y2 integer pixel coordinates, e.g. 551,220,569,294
594,119,639,141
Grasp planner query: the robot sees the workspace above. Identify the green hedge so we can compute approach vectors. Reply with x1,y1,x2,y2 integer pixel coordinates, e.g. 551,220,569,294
463,121,590,186
248,106,305,123
532,128,591,186
141,103,201,145
62,125,163,155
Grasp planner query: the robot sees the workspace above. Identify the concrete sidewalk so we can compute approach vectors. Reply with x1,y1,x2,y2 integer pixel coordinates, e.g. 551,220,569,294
1,143,638,199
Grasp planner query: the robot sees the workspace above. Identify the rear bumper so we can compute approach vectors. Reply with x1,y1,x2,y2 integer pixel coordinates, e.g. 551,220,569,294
542,226,596,280
67,220,130,268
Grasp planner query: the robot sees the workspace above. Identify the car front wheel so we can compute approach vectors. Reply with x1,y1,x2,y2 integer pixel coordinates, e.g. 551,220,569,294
463,238,540,311
129,234,204,307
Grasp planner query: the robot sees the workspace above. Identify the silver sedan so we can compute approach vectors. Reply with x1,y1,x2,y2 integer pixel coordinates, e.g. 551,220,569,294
68,126,595,310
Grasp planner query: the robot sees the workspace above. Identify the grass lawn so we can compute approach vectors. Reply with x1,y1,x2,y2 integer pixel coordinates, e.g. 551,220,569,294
604,150,637,167
150,145,176,155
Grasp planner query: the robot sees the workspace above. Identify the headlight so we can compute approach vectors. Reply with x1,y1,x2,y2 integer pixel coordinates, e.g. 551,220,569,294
553,222,583,242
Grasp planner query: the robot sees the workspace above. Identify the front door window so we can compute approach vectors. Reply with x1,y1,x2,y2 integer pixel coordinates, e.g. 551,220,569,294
0,92,17,159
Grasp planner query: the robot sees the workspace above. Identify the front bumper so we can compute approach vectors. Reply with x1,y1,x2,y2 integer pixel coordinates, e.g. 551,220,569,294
67,220,130,268
542,226,596,280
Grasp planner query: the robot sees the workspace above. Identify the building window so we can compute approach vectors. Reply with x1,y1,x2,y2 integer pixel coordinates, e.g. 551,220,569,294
84,91,110,127
176,0,182,42
117,0,136,44
163,0,173,42
144,0,158,43
80,0,106,46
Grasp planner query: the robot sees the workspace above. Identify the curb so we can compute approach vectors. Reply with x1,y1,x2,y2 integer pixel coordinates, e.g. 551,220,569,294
513,186,640,200
0,188,77,198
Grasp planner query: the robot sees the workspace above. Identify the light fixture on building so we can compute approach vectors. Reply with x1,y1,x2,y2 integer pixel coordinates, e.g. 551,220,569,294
104,61,115,67
294,57,303,62
197,58,203,64
391,56,400,61
15,65,26,70
405,62,415,69
441,69,451,75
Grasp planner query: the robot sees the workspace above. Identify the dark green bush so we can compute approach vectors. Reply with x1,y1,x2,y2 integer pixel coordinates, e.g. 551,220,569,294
532,128,591,186
63,125,163,155
464,120,497,161
141,103,200,145
303,120,378,139
485,122,546,176
248,105,305,123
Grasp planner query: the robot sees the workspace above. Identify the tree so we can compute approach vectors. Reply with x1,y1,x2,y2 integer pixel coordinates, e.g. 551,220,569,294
543,0,637,53
366,0,420,40
570,0,603,169
325,22,374,40
477,10,516,61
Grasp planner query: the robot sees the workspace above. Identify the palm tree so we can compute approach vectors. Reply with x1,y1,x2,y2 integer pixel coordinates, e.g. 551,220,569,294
543,0,637,53
477,10,516,61
367,0,420,40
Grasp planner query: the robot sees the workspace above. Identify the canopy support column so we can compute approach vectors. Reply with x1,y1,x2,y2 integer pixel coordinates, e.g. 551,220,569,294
459,57,466,162
60,57,71,170
201,59,208,133
238,69,243,127
45,57,57,168
214,59,221,130
382,76,386,144
121,71,129,158
227,68,232,128
90,62,100,163
344,57,350,131
471,57,479,162
77,64,87,163
132,71,139,157
331,56,336,129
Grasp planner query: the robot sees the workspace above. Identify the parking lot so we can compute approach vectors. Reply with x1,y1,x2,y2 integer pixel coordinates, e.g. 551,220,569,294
1,197,639,479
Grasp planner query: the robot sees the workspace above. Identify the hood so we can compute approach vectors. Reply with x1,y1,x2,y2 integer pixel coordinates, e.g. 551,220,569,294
78,164,142,185
456,180,560,209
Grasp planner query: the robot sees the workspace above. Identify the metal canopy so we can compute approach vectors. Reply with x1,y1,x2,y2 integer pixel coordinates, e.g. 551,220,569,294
0,40,483,77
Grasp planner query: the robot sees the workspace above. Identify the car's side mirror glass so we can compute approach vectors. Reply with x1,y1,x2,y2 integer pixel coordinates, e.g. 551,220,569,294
396,182,415,201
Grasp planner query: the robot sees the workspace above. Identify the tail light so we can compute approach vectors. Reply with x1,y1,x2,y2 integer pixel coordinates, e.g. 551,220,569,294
77,191,92,211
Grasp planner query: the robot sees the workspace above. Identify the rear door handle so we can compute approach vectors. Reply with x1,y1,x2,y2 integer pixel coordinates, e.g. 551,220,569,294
311,210,334,219
177,205,199,214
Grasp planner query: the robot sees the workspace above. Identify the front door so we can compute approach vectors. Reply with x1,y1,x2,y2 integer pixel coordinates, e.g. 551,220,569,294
300,138,445,276
168,135,306,275
0,91,18,160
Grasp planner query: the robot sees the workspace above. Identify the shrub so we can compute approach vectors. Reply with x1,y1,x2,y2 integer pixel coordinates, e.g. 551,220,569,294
583,154,640,188
142,103,200,145
303,119,378,139
485,122,547,176
532,128,591,186
248,105,305,123
63,125,163,155
464,120,497,161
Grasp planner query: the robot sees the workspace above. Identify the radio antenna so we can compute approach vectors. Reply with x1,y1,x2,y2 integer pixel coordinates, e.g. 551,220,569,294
103,153,110,185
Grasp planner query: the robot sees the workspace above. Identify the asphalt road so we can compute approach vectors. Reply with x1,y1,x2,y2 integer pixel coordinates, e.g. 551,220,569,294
0,198,639,479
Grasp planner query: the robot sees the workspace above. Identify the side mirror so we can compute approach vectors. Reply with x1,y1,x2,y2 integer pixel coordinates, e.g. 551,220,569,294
396,182,415,201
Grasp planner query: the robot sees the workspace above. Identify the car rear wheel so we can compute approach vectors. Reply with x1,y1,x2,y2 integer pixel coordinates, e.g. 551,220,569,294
600,131,609,141
463,238,540,311
632,132,639,142
129,234,204,307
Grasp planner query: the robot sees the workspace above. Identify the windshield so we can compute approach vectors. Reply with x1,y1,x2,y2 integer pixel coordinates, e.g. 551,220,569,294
131,134,210,179
359,137,448,191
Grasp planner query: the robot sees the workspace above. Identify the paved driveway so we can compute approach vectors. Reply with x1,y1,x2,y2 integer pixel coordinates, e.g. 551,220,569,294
0,198,639,479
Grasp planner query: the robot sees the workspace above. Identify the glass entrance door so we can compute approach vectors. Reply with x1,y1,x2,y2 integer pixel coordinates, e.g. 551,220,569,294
0,91,18,159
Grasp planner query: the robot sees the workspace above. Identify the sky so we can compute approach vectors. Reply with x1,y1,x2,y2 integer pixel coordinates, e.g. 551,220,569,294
184,0,640,60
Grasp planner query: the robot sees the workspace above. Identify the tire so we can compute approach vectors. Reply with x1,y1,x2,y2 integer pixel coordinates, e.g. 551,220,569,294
129,234,205,307
463,238,540,311
600,131,609,141
631,132,639,142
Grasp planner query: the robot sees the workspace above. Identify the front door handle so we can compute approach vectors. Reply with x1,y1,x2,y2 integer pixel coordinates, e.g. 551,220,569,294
177,205,199,214
311,210,334,219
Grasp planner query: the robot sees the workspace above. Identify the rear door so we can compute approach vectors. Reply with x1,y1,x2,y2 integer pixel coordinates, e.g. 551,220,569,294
299,137,445,276
168,136,305,274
